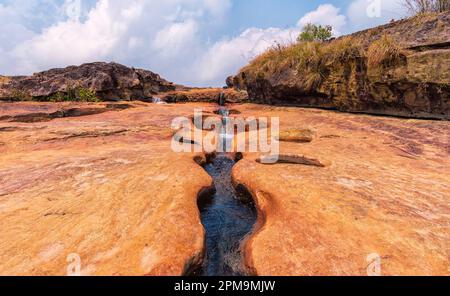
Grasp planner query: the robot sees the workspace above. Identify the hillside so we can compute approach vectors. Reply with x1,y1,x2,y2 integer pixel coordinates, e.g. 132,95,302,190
229,12,450,119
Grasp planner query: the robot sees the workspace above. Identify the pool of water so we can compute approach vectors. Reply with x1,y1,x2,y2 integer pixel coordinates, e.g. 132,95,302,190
193,154,257,276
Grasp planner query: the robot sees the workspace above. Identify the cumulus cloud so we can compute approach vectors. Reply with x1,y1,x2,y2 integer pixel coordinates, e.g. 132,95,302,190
347,0,408,32
297,4,347,36
1,0,232,85
194,27,301,84
0,1,408,87
194,4,346,86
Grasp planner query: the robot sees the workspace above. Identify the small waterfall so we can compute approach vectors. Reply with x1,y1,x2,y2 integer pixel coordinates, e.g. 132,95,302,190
218,107,233,153
152,97,166,104
218,92,225,106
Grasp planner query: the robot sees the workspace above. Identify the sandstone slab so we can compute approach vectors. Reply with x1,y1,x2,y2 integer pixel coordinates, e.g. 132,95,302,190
230,104,450,276
0,101,217,275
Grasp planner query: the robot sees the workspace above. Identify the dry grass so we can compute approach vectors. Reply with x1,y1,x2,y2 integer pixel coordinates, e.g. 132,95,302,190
0,76,11,85
240,36,363,92
239,30,408,92
367,35,402,68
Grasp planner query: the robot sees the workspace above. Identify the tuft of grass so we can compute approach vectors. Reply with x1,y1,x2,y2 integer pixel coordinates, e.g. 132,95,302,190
240,43,294,78
240,36,363,92
0,76,11,85
367,35,402,68
323,36,363,65
11,89,32,101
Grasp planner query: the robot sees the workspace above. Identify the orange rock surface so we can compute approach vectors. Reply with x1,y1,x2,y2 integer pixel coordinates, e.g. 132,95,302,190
230,104,450,276
0,101,217,275
0,101,449,276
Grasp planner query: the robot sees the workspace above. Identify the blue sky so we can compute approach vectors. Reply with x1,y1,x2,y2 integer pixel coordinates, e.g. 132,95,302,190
229,0,345,32
0,0,408,86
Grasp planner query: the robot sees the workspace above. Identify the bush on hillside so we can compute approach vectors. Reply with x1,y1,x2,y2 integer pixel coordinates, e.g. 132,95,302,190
297,24,333,42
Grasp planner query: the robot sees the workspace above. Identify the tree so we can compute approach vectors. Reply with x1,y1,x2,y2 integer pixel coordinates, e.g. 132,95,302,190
403,0,450,14
297,24,333,42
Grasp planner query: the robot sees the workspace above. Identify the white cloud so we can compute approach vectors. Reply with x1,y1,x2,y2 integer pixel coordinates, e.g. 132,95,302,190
347,0,408,32
297,4,347,36
0,1,409,87
194,4,346,86
2,0,232,85
153,20,198,56
194,27,300,85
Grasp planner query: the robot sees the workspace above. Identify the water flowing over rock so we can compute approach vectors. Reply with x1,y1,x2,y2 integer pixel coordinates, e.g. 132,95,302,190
0,101,449,275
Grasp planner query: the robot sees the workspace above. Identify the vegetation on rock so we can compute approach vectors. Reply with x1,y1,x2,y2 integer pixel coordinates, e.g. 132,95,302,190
0,62,176,102
234,11,449,119
297,24,333,42
240,35,364,92
46,86,99,102
367,35,402,69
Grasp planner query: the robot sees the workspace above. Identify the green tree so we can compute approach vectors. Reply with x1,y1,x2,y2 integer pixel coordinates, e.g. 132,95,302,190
297,24,333,42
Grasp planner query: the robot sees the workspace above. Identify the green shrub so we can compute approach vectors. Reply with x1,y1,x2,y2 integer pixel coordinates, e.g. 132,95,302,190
44,86,99,102
78,87,99,102
297,24,333,42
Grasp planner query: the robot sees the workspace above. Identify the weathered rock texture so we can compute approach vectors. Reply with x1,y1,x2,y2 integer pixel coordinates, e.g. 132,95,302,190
232,12,450,119
230,104,450,276
0,101,219,275
161,88,249,104
0,101,449,275
0,62,176,101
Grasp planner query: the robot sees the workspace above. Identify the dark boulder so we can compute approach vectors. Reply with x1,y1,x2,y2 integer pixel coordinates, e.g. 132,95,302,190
0,62,176,101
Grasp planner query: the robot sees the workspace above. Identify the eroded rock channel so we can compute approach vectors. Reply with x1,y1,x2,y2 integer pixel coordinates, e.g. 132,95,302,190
189,105,257,276
190,154,257,276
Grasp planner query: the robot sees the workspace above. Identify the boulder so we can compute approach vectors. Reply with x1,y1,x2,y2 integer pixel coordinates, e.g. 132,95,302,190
276,129,315,143
0,62,176,101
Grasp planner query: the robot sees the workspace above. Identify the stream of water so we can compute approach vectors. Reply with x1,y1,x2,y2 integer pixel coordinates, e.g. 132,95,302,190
190,105,257,276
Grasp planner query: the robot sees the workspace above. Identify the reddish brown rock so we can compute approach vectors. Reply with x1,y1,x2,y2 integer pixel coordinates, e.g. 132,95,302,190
0,101,219,275
0,62,176,101
0,101,449,276
161,88,248,104
230,104,450,276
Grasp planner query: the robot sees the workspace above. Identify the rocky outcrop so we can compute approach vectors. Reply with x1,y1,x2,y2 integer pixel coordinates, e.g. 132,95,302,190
161,88,249,104
231,12,450,119
0,62,176,101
